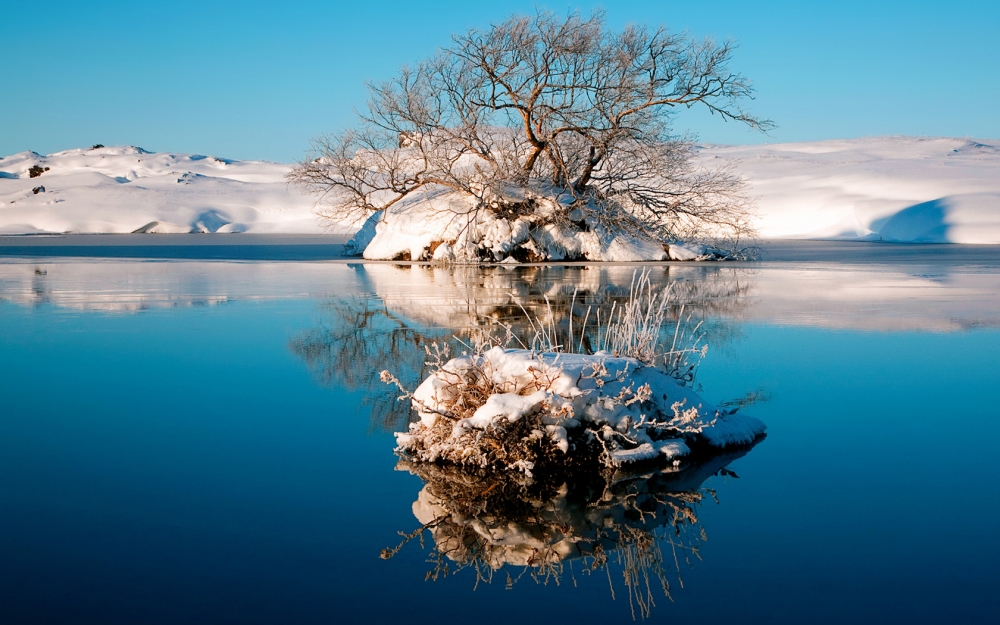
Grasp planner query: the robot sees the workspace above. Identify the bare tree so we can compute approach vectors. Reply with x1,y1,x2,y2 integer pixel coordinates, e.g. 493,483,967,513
290,10,772,255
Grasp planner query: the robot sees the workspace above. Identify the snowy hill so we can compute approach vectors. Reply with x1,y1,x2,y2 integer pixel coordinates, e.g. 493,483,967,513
2,138,998,242
700,136,1000,243
0,146,330,235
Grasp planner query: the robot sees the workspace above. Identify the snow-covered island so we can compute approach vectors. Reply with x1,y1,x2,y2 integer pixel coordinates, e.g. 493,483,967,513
393,347,765,476
3,137,999,252
379,287,765,610
347,136,1000,260
383,274,764,476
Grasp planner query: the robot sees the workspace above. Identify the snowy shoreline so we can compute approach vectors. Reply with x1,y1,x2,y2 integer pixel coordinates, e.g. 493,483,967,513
1,236,998,264
3,137,999,244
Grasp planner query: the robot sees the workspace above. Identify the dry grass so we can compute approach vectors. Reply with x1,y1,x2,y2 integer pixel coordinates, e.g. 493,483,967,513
519,269,708,379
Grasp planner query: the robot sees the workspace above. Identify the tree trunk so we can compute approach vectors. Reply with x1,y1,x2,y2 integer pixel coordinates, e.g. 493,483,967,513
573,147,602,191
522,144,546,177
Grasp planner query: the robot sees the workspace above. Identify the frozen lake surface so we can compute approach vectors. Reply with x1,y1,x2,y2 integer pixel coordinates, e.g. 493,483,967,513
1,249,999,623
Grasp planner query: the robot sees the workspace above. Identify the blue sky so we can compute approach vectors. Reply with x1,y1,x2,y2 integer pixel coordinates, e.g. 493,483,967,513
2,1,998,162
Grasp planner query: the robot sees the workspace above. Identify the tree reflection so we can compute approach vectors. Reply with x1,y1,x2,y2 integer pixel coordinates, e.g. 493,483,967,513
289,298,451,432
382,445,759,619
288,264,756,433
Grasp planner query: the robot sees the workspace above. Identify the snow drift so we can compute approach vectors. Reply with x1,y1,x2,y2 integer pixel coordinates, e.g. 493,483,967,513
354,188,682,263
701,136,1000,243
0,146,329,234
4,137,998,243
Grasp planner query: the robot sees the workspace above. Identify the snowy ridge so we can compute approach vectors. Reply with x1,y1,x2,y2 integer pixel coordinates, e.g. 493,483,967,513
699,136,1000,243
4,137,998,243
0,146,330,234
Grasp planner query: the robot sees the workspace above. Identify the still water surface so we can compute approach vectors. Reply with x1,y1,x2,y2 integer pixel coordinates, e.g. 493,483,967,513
1,259,998,623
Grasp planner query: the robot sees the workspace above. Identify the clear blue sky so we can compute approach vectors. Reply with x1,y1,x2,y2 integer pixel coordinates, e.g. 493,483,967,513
2,1,998,162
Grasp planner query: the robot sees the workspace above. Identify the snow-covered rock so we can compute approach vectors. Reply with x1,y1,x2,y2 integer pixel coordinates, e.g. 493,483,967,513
358,187,668,262
395,348,765,473
344,210,381,255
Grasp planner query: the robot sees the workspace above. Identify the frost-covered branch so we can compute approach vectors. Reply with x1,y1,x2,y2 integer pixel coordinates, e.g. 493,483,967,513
289,10,771,252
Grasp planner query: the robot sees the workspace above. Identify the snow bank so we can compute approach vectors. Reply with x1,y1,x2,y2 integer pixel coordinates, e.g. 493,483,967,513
395,347,765,473
699,137,1000,243
361,187,668,262
878,193,1000,243
361,136,1000,257
343,210,381,255
8,137,996,244
0,146,330,234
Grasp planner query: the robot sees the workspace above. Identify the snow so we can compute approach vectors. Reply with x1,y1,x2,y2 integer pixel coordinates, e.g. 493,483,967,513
698,136,1000,243
359,186,668,262
343,211,381,255
877,194,1000,243
466,391,552,428
699,412,768,448
397,347,766,470
5,137,997,244
609,438,690,465
0,146,330,235
667,242,711,260
358,136,1000,257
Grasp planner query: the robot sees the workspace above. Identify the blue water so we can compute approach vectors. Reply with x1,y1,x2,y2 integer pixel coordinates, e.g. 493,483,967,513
1,261,998,624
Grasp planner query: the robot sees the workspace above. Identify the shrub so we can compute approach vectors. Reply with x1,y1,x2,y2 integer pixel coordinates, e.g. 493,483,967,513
28,165,48,178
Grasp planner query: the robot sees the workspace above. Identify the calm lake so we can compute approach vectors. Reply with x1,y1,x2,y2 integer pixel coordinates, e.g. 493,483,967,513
2,253,999,624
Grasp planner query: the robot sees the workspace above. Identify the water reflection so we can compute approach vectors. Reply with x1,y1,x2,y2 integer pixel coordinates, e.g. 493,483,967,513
0,260,349,311
383,446,758,619
2,258,998,331
289,264,751,432
288,299,452,431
